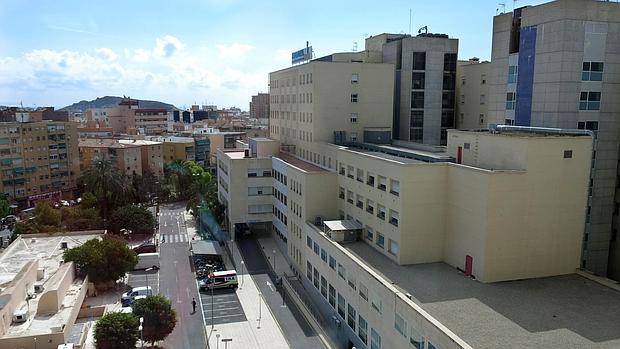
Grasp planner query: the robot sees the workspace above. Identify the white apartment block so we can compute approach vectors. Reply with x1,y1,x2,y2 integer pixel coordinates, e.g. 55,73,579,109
456,58,491,129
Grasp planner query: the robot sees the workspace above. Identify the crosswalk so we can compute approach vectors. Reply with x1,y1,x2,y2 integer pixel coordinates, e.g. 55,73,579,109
160,234,189,244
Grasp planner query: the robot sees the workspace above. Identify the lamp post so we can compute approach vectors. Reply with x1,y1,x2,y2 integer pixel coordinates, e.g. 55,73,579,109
139,317,144,348
33,337,37,349
211,280,215,331
145,267,154,294
216,333,220,349
257,292,262,329
240,261,244,288
272,249,277,274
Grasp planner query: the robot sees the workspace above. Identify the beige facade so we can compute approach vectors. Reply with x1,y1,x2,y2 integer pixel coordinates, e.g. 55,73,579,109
86,100,168,136
146,136,195,165
0,120,80,206
79,139,143,176
118,139,164,176
456,59,491,129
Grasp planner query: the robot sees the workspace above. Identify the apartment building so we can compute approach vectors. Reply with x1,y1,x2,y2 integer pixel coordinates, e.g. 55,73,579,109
250,93,270,119
456,58,491,129
146,136,195,165
365,33,459,145
0,117,80,207
79,139,142,175
486,0,620,279
86,99,168,136
118,139,164,176
206,132,246,167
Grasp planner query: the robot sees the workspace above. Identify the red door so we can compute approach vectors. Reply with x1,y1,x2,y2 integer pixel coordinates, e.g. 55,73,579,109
465,255,473,277
457,146,463,164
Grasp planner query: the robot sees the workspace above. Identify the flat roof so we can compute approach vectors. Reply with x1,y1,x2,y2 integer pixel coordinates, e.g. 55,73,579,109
324,220,363,232
343,242,620,349
342,143,453,164
78,139,139,149
118,139,162,146
222,150,246,160
191,240,221,256
276,153,328,173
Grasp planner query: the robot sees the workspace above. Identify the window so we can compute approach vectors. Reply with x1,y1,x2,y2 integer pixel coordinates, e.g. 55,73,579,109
366,226,374,241
479,114,485,124
321,276,328,298
410,110,424,128
347,304,356,330
371,328,382,349
313,268,320,289
378,176,387,191
582,62,603,81
359,315,368,344
350,113,358,123
579,91,601,110
443,72,456,90
321,248,327,262
329,285,336,307
306,236,312,248
307,261,313,280
377,204,386,220
442,92,455,108
412,52,426,70
506,92,516,110
347,165,354,179
339,187,345,199
366,199,375,214
359,283,368,301
350,132,358,142
347,190,354,204
389,210,399,227
339,164,346,175
366,173,375,186
411,91,424,108
390,179,400,196
480,94,486,105
337,293,345,318
329,256,336,270
395,313,407,337
313,242,320,255
348,274,356,290
410,326,425,349
410,128,423,143
356,168,364,182
508,65,518,83
338,263,346,279
351,94,358,103
356,194,364,209
412,72,425,89
389,239,400,256
428,342,438,349
505,118,515,126
564,150,573,159
443,53,457,71
376,233,385,248
578,121,599,131
351,73,359,83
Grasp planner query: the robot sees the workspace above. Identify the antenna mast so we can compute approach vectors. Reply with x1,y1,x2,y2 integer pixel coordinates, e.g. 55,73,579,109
409,9,412,35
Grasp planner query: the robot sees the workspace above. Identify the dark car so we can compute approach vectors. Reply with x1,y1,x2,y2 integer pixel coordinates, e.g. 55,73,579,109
133,242,157,254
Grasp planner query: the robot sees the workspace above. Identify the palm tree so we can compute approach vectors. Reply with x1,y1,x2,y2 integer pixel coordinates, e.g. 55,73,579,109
80,154,131,222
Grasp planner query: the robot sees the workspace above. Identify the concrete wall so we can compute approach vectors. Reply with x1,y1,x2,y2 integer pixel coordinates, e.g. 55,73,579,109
456,60,491,129
37,262,74,315
0,260,38,338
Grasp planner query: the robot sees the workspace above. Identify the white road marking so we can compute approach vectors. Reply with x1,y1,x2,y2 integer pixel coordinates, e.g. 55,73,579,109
266,281,275,292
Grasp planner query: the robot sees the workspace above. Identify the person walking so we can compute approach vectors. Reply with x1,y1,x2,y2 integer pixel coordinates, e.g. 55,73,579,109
192,297,197,314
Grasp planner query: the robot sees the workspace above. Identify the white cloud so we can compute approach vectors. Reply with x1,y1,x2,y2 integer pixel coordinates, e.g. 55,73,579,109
155,35,185,58
95,48,118,61
132,49,151,62
217,43,255,60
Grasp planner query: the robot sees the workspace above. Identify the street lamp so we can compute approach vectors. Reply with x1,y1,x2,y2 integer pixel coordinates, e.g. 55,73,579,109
145,267,154,294
216,333,220,349
139,317,144,348
240,261,244,288
257,292,262,329
211,279,215,331
33,337,37,349
272,250,276,274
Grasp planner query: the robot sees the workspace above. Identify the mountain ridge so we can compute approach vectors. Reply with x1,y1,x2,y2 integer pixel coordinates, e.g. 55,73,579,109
60,96,177,112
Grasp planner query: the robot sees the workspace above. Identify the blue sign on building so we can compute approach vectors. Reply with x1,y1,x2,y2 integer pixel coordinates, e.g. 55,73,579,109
292,46,312,64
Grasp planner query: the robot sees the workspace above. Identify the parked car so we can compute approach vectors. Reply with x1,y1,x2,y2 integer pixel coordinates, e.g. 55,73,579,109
121,287,152,307
133,242,157,254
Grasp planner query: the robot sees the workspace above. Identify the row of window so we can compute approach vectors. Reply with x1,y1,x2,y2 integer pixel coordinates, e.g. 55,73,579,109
269,73,312,89
508,61,604,84
273,169,287,185
505,91,602,111
339,164,400,196
248,169,272,177
273,206,287,225
341,188,400,226
273,187,287,205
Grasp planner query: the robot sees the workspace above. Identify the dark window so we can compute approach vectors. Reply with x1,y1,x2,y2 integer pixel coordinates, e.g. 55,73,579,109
410,111,424,128
443,53,457,71
441,110,454,128
409,129,423,143
577,121,599,131
442,92,455,109
443,72,456,90
412,72,425,89
412,52,426,70
579,92,601,111
564,150,573,159
411,92,424,108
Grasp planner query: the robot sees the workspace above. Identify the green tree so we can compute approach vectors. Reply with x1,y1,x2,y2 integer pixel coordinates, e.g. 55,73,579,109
0,194,10,219
63,238,137,285
61,206,102,231
80,192,98,210
94,311,139,349
109,205,156,235
132,294,177,346
80,154,133,221
32,201,62,233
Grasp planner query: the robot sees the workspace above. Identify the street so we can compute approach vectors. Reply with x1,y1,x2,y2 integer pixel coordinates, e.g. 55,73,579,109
157,202,207,349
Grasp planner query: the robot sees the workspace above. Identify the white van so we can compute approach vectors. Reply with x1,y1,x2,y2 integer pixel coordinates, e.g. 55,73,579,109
121,286,152,306
134,252,160,270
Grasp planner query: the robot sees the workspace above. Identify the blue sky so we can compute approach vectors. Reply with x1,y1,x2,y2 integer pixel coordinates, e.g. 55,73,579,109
0,0,547,110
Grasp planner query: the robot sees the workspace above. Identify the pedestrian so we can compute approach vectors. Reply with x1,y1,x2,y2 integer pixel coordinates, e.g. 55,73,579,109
192,297,197,314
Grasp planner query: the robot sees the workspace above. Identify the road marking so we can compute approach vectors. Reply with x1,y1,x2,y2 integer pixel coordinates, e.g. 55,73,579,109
266,281,275,292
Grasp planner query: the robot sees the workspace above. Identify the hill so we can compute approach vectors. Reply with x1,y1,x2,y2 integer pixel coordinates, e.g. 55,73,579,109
60,96,177,112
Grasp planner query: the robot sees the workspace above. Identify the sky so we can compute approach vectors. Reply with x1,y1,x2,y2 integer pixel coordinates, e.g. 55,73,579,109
0,0,548,110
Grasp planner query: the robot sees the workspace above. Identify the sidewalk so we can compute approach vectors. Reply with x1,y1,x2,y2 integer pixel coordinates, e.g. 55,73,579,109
206,241,289,349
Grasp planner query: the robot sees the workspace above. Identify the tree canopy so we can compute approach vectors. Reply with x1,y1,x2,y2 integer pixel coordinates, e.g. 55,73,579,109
0,194,10,219
109,205,156,235
132,294,177,345
63,238,137,284
80,154,133,220
94,311,140,349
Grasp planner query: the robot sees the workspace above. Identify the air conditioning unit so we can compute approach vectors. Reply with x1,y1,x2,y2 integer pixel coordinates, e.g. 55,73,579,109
34,283,44,293
60,241,68,249
12,309,27,323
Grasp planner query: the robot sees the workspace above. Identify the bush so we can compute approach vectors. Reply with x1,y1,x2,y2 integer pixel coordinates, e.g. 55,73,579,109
94,312,139,349
63,238,137,285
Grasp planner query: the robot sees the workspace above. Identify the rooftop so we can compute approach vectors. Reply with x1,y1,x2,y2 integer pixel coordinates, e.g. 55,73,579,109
118,139,162,146
78,139,139,149
340,142,453,164
343,241,620,349
276,152,328,173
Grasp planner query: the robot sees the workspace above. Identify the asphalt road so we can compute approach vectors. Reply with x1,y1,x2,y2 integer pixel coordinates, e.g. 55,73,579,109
157,203,206,349
237,238,326,349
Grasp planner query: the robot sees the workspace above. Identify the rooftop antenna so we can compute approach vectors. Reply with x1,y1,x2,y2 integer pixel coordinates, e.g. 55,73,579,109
497,2,506,14
352,41,358,52
513,0,518,10
409,9,412,35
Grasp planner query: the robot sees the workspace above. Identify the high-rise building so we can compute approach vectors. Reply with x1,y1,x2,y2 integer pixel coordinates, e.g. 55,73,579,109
249,93,270,119
0,116,80,207
456,58,491,129
365,33,459,144
487,0,620,279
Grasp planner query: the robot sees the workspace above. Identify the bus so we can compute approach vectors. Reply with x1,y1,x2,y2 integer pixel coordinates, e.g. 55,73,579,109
199,270,238,291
